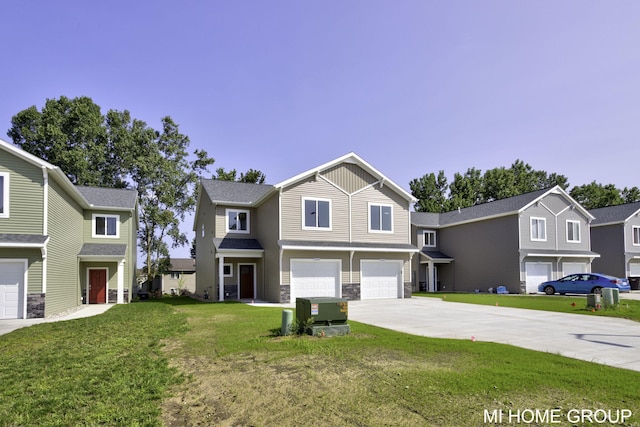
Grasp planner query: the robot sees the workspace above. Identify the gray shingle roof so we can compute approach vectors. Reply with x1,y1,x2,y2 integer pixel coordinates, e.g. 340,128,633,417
167,258,196,272
78,243,127,257
76,186,137,209
590,202,640,225
0,234,48,245
420,249,453,260
279,240,418,252
201,179,274,205
213,238,264,251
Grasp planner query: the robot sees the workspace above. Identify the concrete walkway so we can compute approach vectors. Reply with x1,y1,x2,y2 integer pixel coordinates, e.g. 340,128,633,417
0,304,115,336
348,297,640,372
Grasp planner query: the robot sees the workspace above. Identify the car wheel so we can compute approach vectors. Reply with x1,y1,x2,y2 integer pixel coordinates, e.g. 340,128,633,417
544,286,555,295
591,287,602,295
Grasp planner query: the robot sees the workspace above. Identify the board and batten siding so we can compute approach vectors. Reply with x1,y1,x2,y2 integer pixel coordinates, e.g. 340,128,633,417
321,163,378,195
0,152,44,234
45,177,84,315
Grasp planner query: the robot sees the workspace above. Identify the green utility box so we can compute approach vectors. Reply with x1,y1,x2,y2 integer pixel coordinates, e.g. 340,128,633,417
296,297,350,336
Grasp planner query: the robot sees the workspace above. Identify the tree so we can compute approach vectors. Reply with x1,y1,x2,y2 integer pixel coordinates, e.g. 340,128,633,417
448,167,482,209
410,171,449,213
622,187,640,203
215,167,266,184
569,182,624,209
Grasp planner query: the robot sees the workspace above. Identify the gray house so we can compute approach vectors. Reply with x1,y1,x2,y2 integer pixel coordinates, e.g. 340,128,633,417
411,186,599,293
193,152,418,303
589,202,640,284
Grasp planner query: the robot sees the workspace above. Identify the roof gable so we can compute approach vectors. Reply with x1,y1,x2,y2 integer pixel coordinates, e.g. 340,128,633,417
76,186,137,210
200,179,275,206
590,201,640,225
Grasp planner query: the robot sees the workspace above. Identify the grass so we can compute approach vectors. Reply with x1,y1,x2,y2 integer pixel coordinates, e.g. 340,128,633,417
414,292,640,322
2,297,640,426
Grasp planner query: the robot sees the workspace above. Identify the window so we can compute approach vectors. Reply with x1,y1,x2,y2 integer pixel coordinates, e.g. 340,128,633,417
93,214,119,238
369,203,393,232
0,173,8,218
226,209,249,233
633,226,640,246
424,230,436,247
303,198,331,229
223,263,233,277
170,272,180,279
530,217,546,241
566,220,580,243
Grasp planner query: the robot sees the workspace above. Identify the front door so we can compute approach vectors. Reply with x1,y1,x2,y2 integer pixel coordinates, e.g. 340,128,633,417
89,269,107,304
239,265,254,299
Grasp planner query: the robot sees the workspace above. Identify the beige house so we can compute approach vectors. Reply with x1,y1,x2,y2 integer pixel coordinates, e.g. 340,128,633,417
152,258,196,295
193,152,418,302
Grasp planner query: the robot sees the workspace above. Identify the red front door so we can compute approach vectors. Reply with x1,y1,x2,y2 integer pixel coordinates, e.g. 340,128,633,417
89,269,107,304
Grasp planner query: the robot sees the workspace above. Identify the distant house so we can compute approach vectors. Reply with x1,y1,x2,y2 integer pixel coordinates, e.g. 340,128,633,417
589,202,640,282
193,152,418,302
0,138,138,319
151,258,196,294
411,186,599,293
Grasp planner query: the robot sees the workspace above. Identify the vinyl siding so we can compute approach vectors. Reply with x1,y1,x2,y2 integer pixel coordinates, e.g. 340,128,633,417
281,250,350,286
351,184,409,244
254,194,280,302
591,224,625,277
214,205,258,238
321,163,378,194
0,248,43,293
195,193,216,296
625,216,640,253
46,177,84,315
0,152,44,233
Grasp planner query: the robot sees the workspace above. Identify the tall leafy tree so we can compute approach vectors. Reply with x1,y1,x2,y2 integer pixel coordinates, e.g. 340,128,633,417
449,167,482,209
569,182,624,209
215,167,266,184
410,171,449,213
622,187,640,203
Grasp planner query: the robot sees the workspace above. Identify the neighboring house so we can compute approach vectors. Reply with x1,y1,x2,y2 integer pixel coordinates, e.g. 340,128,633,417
193,152,418,303
151,258,196,294
589,202,640,283
411,186,599,294
0,138,137,319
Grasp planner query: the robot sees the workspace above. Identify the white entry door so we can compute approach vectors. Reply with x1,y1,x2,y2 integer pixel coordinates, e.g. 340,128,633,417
361,260,402,300
0,261,26,319
525,262,552,294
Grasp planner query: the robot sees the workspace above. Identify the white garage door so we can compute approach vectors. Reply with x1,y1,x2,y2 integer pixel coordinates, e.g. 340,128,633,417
290,260,340,301
629,263,640,277
525,262,552,294
563,262,587,276
0,261,25,319
361,260,402,300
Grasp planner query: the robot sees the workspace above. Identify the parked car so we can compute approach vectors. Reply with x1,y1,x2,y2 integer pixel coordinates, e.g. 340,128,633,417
538,273,631,295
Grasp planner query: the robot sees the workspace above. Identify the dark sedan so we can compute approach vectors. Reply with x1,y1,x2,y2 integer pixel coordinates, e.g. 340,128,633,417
538,273,631,295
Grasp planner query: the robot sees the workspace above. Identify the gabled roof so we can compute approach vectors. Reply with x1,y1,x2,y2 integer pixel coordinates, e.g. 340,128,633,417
213,238,264,251
0,233,48,247
412,186,593,228
166,258,196,272
275,152,416,203
78,243,127,258
76,186,137,210
200,179,275,206
590,201,640,226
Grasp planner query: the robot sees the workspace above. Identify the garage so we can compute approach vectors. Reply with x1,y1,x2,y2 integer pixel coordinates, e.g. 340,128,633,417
525,262,552,294
629,262,640,277
0,261,26,319
361,260,402,300
290,259,340,300
562,262,588,276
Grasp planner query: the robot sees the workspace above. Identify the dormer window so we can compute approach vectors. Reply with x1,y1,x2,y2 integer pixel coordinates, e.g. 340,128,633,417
226,209,249,233
93,214,119,238
423,230,436,247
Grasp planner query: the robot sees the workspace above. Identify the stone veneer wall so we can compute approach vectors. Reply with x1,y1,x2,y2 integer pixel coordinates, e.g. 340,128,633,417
404,282,412,298
224,284,238,300
108,289,130,303
342,283,361,300
280,285,290,303
27,293,45,318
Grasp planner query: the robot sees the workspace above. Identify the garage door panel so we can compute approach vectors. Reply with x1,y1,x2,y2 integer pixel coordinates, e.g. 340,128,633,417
361,261,401,300
629,263,640,277
291,260,340,300
0,262,25,319
525,262,552,294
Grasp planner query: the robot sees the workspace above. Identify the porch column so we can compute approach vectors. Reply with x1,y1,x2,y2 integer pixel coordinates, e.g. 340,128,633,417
117,260,125,303
218,255,225,301
427,261,435,292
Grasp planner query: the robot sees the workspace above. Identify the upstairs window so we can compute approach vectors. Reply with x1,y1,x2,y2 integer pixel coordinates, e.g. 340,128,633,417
226,209,249,233
303,198,331,230
369,203,393,232
424,230,436,247
566,220,581,243
530,217,546,241
633,226,640,246
0,173,8,218
93,214,119,238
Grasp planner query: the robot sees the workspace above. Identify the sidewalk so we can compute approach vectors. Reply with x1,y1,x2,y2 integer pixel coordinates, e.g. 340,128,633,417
0,304,115,336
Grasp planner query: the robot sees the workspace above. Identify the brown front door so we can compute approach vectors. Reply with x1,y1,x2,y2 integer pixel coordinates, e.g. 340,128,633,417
89,269,107,304
239,265,254,299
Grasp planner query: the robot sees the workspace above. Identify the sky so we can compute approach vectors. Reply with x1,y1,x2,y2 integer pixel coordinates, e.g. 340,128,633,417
2,1,640,260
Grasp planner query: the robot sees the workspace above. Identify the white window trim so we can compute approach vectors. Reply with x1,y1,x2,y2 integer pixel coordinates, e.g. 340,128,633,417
302,197,332,231
423,230,436,247
530,217,547,241
92,213,120,238
223,263,233,277
566,220,581,243
225,208,250,234
0,172,9,219
368,202,394,233
633,226,640,246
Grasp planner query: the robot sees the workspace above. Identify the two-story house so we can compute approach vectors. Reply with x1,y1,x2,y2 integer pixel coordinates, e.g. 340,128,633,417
411,186,599,293
194,152,418,303
589,202,640,284
0,138,137,319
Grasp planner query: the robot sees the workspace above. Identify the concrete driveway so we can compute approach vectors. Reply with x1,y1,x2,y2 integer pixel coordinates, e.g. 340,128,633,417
348,297,640,372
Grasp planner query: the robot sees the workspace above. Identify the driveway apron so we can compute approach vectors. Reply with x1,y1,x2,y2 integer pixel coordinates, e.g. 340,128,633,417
348,297,640,372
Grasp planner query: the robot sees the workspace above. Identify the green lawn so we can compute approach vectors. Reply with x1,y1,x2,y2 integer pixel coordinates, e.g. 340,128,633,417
1,297,639,426
414,292,640,322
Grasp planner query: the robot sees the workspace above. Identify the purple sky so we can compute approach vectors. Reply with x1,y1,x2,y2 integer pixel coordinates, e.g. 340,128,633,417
3,1,640,259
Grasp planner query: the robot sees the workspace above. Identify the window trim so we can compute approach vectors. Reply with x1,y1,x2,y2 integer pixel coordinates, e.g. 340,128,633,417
566,220,581,243
302,197,332,231
423,230,436,247
368,202,394,233
223,263,233,277
0,172,9,219
633,226,640,246
92,213,120,238
225,208,250,234
530,217,547,242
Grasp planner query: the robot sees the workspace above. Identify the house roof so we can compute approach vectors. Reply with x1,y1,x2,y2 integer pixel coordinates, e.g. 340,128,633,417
419,249,454,261
412,186,592,228
279,239,418,253
78,243,127,258
213,238,264,251
166,258,196,272
0,233,48,246
275,152,416,203
200,179,275,206
76,186,137,210
590,201,640,226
